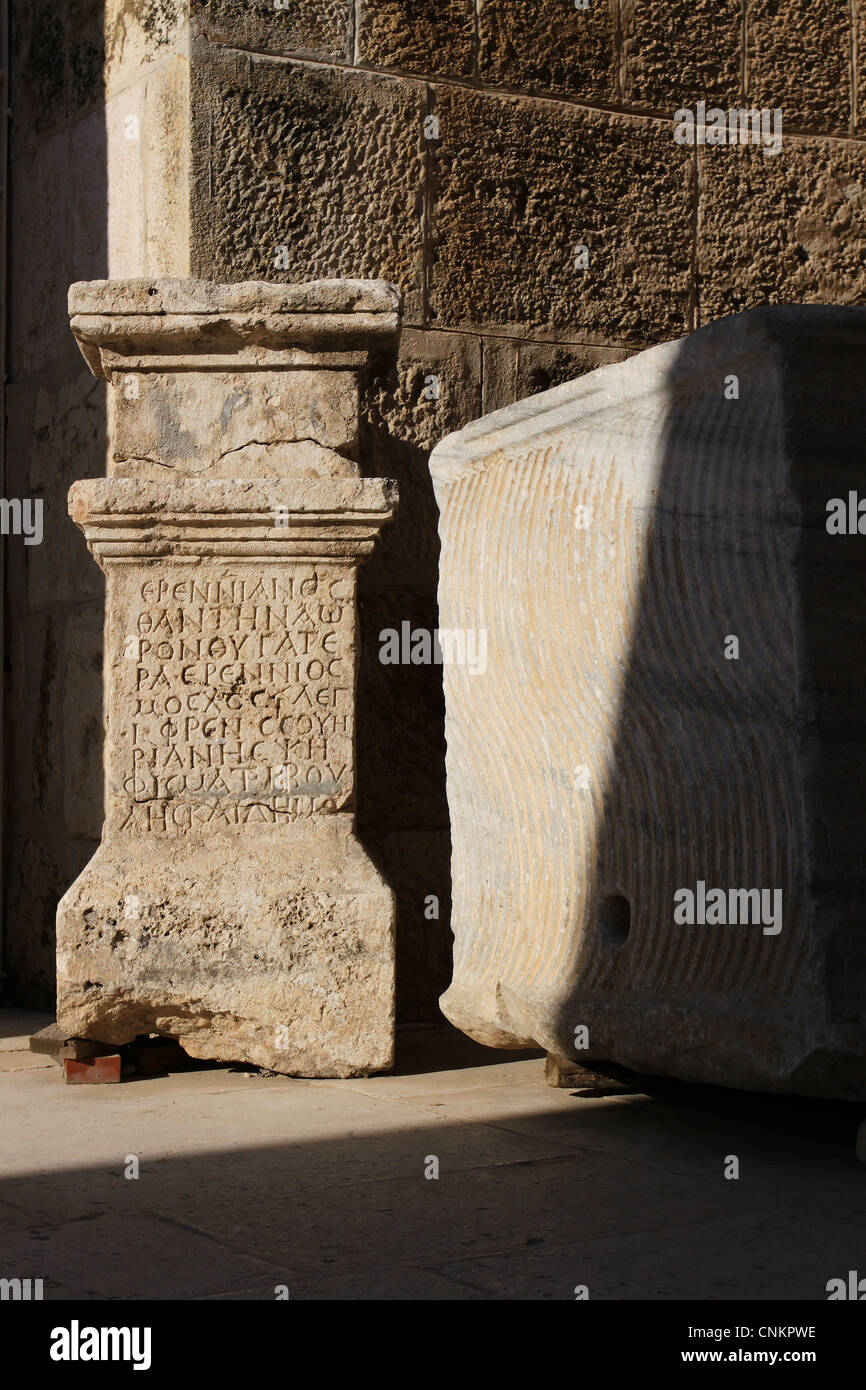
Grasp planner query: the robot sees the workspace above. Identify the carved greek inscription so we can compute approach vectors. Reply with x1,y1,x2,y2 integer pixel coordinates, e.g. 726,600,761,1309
112,568,354,833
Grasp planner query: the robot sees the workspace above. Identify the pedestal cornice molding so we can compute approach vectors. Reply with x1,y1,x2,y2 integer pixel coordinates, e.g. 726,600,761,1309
69,277,402,379
69,477,398,564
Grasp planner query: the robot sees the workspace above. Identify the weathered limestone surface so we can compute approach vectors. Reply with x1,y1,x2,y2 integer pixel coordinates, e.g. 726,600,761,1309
190,0,354,63
746,0,852,134
429,86,695,344
56,279,399,1077
189,45,426,318
697,140,866,323
431,306,866,1100
356,0,475,76
69,277,399,477
620,0,741,109
477,0,618,102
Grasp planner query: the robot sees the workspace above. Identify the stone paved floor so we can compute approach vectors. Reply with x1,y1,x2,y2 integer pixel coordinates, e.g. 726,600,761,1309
1,1008,864,1300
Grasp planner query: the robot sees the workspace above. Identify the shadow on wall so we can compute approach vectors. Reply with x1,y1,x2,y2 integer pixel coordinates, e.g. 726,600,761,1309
356,349,454,1025
2,0,107,1008
558,309,866,1095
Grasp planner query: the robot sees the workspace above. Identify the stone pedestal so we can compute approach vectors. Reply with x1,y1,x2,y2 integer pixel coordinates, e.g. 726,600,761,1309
56,279,399,1077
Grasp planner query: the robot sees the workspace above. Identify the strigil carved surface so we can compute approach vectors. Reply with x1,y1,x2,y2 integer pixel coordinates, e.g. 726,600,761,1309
431,305,866,1101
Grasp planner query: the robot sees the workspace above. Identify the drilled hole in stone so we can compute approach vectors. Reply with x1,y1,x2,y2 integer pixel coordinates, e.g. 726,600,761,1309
528,368,551,395
597,893,631,949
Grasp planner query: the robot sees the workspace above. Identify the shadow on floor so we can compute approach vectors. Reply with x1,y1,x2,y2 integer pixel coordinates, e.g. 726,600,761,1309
2,1027,865,1300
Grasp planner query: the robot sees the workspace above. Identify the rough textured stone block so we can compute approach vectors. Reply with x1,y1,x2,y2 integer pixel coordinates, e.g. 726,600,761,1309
356,0,475,77
746,0,852,135
481,337,631,415
361,327,482,592
859,8,866,134
430,88,694,343
478,0,618,103
620,0,742,110
430,305,866,1100
9,131,76,378
697,141,866,323
189,45,426,319
6,837,94,1010
23,367,107,609
70,110,110,282
7,614,62,828
57,279,401,1078
191,0,353,62
11,0,103,148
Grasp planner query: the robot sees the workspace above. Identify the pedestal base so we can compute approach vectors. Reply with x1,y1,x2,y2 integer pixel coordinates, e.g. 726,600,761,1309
56,819,395,1077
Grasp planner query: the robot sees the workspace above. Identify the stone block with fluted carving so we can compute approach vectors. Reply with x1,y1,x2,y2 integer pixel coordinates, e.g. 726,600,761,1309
430,306,866,1100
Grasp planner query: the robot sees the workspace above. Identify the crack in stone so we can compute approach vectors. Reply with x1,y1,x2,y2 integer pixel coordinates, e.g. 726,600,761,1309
217,437,323,459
